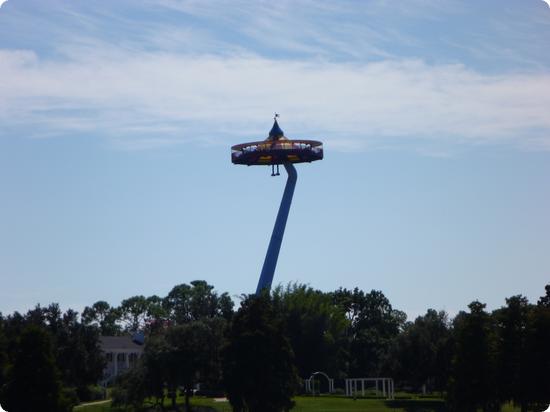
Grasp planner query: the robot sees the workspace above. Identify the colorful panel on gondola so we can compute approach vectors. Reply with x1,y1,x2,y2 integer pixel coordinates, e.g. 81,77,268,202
231,118,323,166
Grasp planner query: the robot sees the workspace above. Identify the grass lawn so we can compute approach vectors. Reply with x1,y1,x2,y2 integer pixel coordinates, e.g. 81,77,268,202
295,396,441,411
73,400,112,412
72,395,522,412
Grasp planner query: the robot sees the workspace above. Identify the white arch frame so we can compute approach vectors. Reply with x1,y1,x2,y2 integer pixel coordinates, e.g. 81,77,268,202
304,371,335,394
345,377,395,400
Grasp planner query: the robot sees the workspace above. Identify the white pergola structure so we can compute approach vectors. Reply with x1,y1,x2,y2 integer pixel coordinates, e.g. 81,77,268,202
304,371,335,394
345,378,395,400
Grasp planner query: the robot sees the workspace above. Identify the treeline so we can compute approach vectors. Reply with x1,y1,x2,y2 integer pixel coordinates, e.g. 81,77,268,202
0,281,549,412
79,281,234,336
0,281,233,411
0,305,105,411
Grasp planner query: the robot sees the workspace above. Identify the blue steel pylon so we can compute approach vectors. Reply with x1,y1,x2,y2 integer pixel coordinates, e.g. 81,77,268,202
255,162,297,295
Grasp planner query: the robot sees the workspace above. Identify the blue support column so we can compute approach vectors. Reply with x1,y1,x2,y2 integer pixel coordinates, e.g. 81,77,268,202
256,163,297,295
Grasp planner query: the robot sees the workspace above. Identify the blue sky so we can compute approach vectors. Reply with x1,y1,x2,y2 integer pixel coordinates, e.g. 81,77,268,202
1,0,549,319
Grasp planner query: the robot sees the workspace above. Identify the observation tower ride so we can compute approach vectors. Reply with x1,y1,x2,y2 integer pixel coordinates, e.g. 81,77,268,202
231,116,323,295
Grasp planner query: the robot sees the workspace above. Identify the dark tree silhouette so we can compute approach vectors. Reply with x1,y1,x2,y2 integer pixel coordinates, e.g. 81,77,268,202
273,283,349,381
82,300,121,335
55,309,105,400
1,325,67,412
332,287,406,376
118,295,150,332
223,293,299,412
392,309,451,392
493,295,531,410
448,301,498,412
164,280,234,325
0,314,7,398
537,284,550,308
165,321,221,411
111,363,147,411
522,285,550,410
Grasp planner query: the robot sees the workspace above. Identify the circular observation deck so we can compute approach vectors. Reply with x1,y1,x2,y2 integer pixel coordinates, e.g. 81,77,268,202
231,119,323,166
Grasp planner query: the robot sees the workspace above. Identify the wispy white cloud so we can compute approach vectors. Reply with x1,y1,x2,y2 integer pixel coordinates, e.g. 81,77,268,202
1,46,549,151
0,1,549,151
148,0,549,71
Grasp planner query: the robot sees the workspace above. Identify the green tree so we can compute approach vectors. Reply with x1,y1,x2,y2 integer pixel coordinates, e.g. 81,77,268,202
24,304,46,326
332,288,406,376
44,303,63,335
55,309,105,400
164,280,234,324
448,301,498,412
538,284,550,307
111,363,148,411
165,321,221,411
82,301,121,335
141,335,170,408
0,314,7,396
522,285,550,410
118,295,150,332
273,283,349,380
145,295,170,335
223,293,299,412
1,325,68,412
392,309,451,393
2,305,105,405
118,319,225,412
492,295,532,410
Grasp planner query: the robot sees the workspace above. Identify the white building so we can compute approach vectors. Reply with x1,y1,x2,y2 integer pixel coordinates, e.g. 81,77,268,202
100,336,144,382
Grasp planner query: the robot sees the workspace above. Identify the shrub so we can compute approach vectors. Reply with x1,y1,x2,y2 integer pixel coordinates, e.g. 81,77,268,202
77,385,106,402
60,387,80,409
110,385,129,408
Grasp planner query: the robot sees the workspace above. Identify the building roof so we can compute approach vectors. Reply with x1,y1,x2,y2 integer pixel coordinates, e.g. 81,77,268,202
100,336,144,352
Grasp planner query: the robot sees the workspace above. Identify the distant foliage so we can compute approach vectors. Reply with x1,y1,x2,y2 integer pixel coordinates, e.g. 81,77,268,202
447,301,497,412
111,364,147,411
331,287,407,377
522,287,550,410
110,318,228,412
82,280,235,335
223,293,300,412
0,304,104,407
0,325,70,412
446,288,550,412
272,283,349,380
109,281,231,412
0,316,7,407
82,300,121,335
391,309,452,392
0,280,549,412
164,280,234,325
